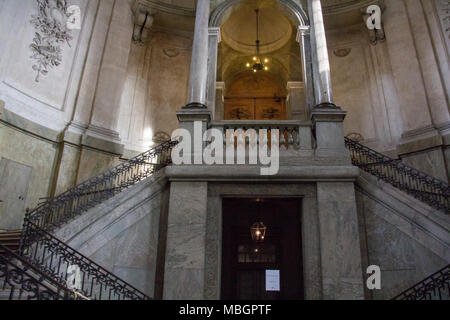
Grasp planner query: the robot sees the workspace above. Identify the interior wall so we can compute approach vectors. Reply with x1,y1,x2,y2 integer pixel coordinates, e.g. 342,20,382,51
327,24,401,152
0,0,96,131
118,30,192,152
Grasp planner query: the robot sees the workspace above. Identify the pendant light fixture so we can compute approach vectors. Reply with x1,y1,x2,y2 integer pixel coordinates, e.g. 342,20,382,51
250,198,267,242
246,9,270,73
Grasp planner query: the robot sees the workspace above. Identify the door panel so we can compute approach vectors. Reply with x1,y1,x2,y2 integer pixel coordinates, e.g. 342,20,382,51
255,99,285,120
224,98,286,120
0,158,32,230
224,99,254,120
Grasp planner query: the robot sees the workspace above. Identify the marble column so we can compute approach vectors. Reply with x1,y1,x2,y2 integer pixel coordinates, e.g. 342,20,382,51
307,0,335,108
296,26,315,114
206,27,221,117
184,0,210,109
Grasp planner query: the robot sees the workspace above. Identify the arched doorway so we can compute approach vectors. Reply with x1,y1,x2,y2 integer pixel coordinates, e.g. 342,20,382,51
209,0,311,121
224,73,287,120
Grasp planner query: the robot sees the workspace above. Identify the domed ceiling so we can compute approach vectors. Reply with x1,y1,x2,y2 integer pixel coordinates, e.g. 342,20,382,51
221,0,293,55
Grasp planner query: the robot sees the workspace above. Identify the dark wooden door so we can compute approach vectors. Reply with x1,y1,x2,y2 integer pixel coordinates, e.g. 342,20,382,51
221,198,304,300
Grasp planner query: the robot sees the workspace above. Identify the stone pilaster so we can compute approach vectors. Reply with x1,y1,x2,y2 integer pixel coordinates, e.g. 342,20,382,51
163,181,208,299
206,27,221,117
286,81,306,121
296,26,314,113
316,182,365,300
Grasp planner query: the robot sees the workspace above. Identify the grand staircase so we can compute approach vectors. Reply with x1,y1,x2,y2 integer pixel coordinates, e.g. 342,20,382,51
1,140,177,300
0,137,448,300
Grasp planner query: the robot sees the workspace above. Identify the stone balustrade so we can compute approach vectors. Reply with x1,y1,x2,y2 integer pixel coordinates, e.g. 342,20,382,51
209,120,313,151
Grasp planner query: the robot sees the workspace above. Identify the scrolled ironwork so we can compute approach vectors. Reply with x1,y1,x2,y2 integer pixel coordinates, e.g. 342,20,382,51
0,244,76,300
392,264,450,300
345,138,450,213
17,140,178,300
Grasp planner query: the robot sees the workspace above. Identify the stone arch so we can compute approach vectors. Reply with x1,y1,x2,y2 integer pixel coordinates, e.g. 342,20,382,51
210,0,309,27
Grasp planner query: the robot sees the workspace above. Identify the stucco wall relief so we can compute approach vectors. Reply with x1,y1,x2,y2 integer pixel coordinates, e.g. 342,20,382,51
30,0,75,82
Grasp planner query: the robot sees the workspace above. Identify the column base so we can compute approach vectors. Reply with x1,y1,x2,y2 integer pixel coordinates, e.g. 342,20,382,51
182,102,208,109
313,102,339,109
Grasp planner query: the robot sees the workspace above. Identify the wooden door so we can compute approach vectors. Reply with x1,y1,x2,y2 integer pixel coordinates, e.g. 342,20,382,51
224,98,286,120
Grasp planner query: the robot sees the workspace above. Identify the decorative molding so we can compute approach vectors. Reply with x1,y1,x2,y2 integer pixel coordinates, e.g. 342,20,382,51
133,0,195,17
346,132,364,142
162,48,180,58
152,131,171,143
333,48,352,57
29,0,75,82
208,27,222,43
434,0,450,52
323,0,381,15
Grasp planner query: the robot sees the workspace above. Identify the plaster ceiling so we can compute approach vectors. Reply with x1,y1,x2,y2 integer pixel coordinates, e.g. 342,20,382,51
221,0,293,55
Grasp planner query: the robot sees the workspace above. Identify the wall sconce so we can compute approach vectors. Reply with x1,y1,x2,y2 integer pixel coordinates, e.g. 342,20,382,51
133,9,154,43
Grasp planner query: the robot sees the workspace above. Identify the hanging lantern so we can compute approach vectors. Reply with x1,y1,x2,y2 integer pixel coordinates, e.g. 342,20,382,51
250,221,267,242
245,9,270,73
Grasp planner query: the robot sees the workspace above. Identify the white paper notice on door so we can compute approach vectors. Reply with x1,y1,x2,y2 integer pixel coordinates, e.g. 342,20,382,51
265,270,280,291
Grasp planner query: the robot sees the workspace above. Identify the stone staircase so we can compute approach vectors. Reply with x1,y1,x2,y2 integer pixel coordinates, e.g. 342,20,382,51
0,138,448,299
0,230,21,256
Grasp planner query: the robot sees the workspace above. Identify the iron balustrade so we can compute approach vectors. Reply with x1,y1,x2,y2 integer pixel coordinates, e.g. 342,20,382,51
20,223,147,300
392,264,450,300
22,139,177,236
0,244,77,300
17,139,178,300
345,138,450,213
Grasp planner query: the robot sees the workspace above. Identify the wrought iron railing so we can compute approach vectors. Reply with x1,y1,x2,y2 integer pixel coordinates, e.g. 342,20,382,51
392,264,450,300
16,139,178,300
22,139,178,237
0,244,78,300
20,223,147,300
345,138,450,213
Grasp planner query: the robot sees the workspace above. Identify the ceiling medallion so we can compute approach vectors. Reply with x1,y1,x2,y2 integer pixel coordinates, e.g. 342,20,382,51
245,9,269,73
163,48,180,58
333,48,352,57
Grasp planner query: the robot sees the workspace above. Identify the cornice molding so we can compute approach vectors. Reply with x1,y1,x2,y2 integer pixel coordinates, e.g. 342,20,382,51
322,0,382,15
133,0,195,17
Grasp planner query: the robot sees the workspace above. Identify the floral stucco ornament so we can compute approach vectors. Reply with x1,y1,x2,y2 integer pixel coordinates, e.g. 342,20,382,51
30,0,74,82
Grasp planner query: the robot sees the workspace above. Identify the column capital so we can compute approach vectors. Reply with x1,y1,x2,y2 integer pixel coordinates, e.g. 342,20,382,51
208,27,221,43
296,25,310,42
